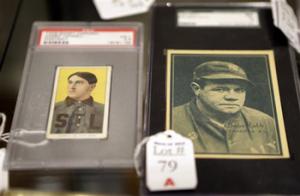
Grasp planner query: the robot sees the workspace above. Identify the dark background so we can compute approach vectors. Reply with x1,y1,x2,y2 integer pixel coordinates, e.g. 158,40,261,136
0,0,300,195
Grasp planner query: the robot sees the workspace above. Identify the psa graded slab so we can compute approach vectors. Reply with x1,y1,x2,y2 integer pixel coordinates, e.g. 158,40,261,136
148,3,300,195
6,22,144,170
166,50,289,159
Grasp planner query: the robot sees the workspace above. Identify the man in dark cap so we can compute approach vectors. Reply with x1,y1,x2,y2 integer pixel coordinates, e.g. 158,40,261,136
51,72,104,134
173,61,279,155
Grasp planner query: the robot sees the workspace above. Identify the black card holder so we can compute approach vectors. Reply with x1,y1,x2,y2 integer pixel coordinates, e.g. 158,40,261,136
147,3,300,194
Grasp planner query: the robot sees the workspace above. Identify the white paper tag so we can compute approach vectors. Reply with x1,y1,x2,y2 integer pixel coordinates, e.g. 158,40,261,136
0,148,8,192
177,10,260,27
93,0,155,20
38,29,136,47
146,130,197,191
277,1,299,44
271,0,280,26
271,0,300,52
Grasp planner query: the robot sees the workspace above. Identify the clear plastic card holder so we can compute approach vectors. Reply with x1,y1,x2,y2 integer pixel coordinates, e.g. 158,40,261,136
5,22,144,170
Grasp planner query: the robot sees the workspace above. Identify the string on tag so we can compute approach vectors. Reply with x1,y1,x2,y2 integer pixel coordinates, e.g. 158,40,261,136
0,113,9,143
0,113,9,192
0,148,8,192
134,136,150,177
9,129,49,147
134,131,173,177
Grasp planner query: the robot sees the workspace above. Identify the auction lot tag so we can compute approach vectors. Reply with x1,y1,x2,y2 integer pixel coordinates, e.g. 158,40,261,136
146,130,197,191
277,1,299,44
0,148,8,192
271,0,300,52
93,0,154,20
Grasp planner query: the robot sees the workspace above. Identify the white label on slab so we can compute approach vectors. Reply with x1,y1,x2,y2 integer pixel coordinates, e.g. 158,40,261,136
93,0,155,20
39,29,136,47
177,10,260,27
0,148,8,192
146,130,197,191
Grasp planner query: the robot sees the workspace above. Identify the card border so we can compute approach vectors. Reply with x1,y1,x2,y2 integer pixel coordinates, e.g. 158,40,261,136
46,65,112,139
166,49,289,159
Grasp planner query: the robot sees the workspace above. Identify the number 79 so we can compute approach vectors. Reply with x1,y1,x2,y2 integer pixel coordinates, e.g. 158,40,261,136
158,160,177,172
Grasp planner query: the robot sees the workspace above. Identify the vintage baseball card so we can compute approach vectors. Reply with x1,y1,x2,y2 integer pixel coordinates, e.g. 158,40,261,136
166,50,289,159
47,66,111,139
